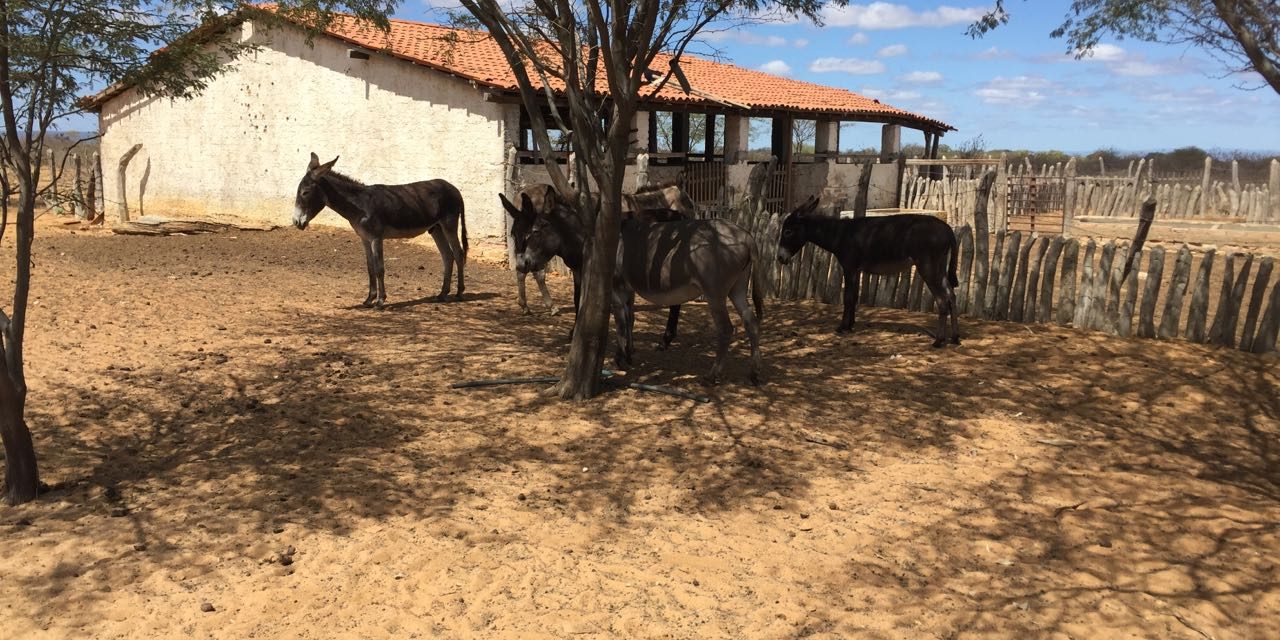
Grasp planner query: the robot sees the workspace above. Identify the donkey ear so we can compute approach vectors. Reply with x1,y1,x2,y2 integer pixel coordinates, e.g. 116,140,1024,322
313,155,338,174
308,152,320,170
805,195,821,213
520,192,536,214
498,193,522,218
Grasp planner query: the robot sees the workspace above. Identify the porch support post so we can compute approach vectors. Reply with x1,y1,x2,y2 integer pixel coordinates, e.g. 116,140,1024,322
815,119,839,158
880,123,901,162
723,114,750,164
630,110,651,154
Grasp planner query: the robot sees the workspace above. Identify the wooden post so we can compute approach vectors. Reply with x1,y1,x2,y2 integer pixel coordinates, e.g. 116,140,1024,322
1183,248,1215,343
1200,156,1212,217
1231,159,1240,192
1090,241,1116,331
1074,240,1096,327
1009,234,1036,322
47,147,58,199
1059,156,1080,234
1103,242,1128,334
1240,258,1275,351
723,114,748,164
85,151,99,221
115,143,143,223
955,225,975,315
1038,236,1065,323
1058,238,1080,325
1158,245,1193,339
1099,155,1106,176
1137,246,1165,338
72,153,85,220
852,161,872,217
1253,278,1280,353
635,151,649,189
994,231,1021,320
1117,248,1141,337
994,154,1008,232
1121,198,1156,281
1209,253,1251,348
983,230,1006,318
1270,159,1279,223
971,171,996,316
1021,236,1050,323
504,145,519,269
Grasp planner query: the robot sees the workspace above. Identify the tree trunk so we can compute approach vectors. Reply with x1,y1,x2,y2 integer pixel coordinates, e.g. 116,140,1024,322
0,184,38,505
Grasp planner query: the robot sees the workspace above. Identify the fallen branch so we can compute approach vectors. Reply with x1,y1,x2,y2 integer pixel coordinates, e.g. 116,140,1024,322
451,370,710,403
111,219,280,236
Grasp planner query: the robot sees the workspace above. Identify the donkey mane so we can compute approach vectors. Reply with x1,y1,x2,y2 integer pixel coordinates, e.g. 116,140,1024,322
322,169,366,187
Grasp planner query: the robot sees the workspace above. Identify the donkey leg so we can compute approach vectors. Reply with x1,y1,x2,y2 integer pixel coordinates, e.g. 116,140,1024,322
442,218,467,301
610,288,635,370
534,269,556,315
370,238,387,309
657,305,680,350
428,227,454,301
360,238,377,308
922,265,950,348
516,270,530,314
729,275,763,386
837,267,860,333
704,297,734,386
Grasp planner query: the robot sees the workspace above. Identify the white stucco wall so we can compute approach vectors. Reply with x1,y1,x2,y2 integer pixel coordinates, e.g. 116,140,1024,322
98,21,516,239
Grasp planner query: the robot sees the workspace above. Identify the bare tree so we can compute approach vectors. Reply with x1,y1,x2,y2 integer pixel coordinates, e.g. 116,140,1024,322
457,0,834,399
0,0,397,505
970,0,1280,95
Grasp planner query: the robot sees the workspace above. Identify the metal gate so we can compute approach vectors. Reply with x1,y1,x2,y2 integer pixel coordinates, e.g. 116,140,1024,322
1006,172,1066,234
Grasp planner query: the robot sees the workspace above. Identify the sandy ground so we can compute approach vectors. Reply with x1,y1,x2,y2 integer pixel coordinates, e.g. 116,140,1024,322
1,216,1279,639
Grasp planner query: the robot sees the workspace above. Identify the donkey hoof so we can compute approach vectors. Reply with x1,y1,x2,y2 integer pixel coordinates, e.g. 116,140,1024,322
547,306,560,317
749,372,763,386
362,298,376,308
835,326,852,335
931,339,945,348
950,336,962,346
453,293,465,302
435,293,450,303
701,375,722,387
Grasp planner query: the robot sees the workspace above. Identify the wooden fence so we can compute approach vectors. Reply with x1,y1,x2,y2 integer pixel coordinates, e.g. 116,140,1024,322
901,156,1280,231
727,177,1280,355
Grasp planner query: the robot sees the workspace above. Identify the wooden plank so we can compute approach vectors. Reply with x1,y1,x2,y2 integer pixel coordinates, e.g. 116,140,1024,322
1022,236,1049,322
955,225,975,315
1158,245,1194,340
1090,241,1116,331
1057,238,1080,325
1074,240,1096,327
1008,234,1036,322
1038,236,1065,323
894,267,911,309
1183,248,1216,343
1117,248,1142,338
971,172,996,316
982,230,1005,318
908,266,925,312
1209,253,1250,348
1253,277,1280,353
1137,246,1165,339
993,231,1022,320
1103,242,1127,334
1241,258,1276,351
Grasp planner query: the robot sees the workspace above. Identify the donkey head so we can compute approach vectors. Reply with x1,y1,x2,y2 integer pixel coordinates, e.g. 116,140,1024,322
293,152,338,230
504,192,563,274
777,195,821,264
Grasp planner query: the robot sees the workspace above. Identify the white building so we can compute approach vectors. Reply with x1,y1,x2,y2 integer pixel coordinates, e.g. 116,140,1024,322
85,8,952,243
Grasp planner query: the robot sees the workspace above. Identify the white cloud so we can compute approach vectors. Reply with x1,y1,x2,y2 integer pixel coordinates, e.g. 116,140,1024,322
810,57,887,75
793,38,810,48
901,70,943,84
877,44,908,58
861,87,922,101
974,75,1053,106
760,60,793,76
739,33,789,47
821,2,987,29
974,46,1014,60
1078,43,1126,62
848,32,869,45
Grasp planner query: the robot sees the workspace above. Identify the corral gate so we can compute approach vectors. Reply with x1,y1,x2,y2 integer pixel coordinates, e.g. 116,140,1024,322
1006,170,1066,234
681,159,728,217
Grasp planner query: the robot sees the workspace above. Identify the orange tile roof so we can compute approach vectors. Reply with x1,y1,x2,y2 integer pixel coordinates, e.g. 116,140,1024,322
88,7,953,132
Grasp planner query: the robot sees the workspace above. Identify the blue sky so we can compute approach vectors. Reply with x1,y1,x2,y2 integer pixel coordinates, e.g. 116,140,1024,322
407,1,1280,154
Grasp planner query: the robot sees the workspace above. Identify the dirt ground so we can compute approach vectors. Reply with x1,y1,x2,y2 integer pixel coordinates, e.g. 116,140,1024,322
2,216,1279,639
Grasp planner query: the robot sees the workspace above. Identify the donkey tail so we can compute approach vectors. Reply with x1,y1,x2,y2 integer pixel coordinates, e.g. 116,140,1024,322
947,230,959,288
459,198,469,255
751,246,765,324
